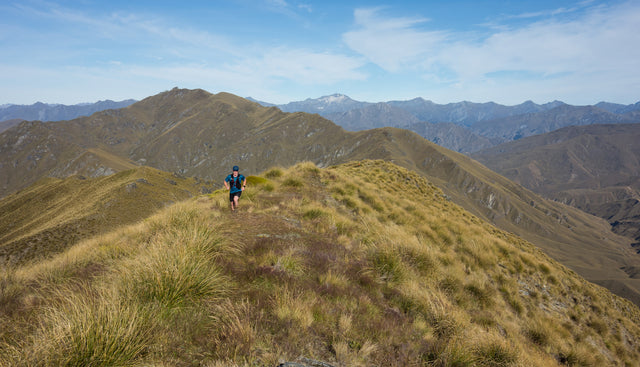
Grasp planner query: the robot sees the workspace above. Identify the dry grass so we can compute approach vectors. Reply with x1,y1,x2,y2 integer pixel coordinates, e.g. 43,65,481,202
1,160,640,366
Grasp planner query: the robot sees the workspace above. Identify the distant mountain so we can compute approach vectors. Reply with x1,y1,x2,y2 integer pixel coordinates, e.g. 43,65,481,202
324,102,419,131
272,95,640,152
2,87,639,305
472,123,640,243
245,97,276,107
273,95,570,127
277,93,371,114
0,99,137,130
596,101,640,114
470,104,640,142
387,98,565,127
405,121,494,154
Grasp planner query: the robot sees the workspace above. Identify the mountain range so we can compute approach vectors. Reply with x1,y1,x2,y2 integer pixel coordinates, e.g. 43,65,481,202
5,94,639,155
2,88,640,308
0,99,136,132
265,94,640,153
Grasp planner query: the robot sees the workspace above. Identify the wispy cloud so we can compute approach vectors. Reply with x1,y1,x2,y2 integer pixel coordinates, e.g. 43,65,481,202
343,7,448,72
344,2,640,103
2,1,364,102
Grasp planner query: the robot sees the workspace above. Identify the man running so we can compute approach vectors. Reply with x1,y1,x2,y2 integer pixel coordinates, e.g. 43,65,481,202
224,165,246,212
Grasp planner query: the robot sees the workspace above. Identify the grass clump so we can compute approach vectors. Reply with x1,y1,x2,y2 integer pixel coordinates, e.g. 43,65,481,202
121,209,229,310
7,289,155,366
525,322,551,347
282,177,304,187
264,167,283,178
303,208,326,220
474,338,518,366
118,241,227,308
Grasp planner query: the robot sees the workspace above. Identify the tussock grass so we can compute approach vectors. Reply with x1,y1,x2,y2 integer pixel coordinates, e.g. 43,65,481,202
5,287,155,366
2,160,640,366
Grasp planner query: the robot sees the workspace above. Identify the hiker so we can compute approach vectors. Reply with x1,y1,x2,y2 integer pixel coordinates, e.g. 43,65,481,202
224,165,246,212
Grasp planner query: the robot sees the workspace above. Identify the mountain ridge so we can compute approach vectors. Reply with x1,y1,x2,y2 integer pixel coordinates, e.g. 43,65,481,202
2,88,640,306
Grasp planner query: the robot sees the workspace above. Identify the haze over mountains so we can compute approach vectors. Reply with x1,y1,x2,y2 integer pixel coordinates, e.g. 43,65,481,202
2,88,640,309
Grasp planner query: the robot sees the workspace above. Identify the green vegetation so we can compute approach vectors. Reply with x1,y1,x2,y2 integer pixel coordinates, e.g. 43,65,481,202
1,160,639,366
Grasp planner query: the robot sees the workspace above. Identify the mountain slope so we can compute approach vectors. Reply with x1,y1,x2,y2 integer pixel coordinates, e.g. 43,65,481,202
324,102,419,131
369,128,640,304
472,123,640,243
1,161,639,366
2,88,639,306
405,121,495,153
0,166,214,266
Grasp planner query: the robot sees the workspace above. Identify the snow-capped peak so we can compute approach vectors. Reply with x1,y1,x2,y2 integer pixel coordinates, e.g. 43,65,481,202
319,94,349,104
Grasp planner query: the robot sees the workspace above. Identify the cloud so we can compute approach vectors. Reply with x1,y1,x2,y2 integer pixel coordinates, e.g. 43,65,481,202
343,7,448,72
124,47,367,90
344,2,640,103
7,2,362,80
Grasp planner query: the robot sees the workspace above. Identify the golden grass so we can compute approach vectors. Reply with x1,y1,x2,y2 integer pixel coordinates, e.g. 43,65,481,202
1,160,640,366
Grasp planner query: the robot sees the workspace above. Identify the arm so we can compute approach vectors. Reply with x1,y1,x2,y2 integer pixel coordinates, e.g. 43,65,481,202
224,178,230,190
242,178,247,191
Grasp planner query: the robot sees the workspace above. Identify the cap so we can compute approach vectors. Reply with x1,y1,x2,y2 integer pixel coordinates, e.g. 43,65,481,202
233,165,239,171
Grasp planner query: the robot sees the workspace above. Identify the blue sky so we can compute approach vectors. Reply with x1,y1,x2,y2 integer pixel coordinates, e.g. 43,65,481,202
1,0,639,105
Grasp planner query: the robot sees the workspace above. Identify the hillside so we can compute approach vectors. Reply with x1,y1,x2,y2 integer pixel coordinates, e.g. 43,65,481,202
2,88,640,307
1,161,639,366
0,166,214,266
472,124,640,242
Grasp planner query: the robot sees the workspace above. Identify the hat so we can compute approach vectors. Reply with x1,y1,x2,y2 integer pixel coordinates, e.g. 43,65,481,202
233,165,239,171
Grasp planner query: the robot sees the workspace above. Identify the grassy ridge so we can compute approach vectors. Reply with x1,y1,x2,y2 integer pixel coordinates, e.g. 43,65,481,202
1,160,639,366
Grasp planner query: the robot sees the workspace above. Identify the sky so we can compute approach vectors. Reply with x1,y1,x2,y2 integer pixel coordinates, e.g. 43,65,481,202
1,0,639,106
